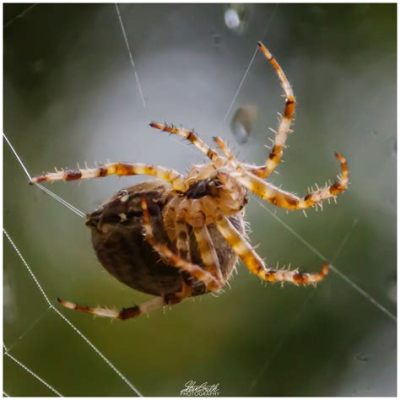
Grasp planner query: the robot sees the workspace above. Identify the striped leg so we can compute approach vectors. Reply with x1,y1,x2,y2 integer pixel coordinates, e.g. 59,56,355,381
149,122,225,167
175,217,191,261
212,136,236,163
141,198,221,292
249,41,296,179
58,296,165,320
58,282,192,320
215,215,329,285
193,225,224,283
237,152,349,210
31,162,187,192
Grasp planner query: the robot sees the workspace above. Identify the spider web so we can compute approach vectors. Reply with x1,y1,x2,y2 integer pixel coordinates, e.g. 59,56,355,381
4,3,396,396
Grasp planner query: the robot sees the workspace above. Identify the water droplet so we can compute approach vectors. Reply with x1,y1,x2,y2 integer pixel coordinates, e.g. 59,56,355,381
224,4,250,34
224,8,241,29
230,105,258,144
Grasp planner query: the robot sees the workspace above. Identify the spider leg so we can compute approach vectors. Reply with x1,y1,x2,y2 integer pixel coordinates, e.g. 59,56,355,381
212,136,236,163
31,162,187,192
141,198,222,292
193,224,224,283
215,215,329,285
58,296,165,320
149,122,225,167
175,216,191,261
57,282,192,320
173,201,225,284
236,152,349,210
248,42,296,179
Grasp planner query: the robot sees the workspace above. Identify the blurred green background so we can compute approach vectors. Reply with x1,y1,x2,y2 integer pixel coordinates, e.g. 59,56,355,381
4,3,396,396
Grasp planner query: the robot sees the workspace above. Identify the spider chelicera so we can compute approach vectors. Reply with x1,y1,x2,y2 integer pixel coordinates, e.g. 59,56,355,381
31,42,349,320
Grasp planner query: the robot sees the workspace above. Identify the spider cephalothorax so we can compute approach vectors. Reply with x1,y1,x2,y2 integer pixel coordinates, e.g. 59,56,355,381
162,162,248,229
32,42,349,320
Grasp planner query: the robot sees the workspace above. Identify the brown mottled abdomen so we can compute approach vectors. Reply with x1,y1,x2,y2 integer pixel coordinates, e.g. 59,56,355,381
86,180,244,297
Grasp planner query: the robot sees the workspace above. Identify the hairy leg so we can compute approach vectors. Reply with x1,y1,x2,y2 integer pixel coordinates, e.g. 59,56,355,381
193,224,224,283
248,42,296,179
237,152,349,210
175,217,191,261
212,136,236,163
216,215,329,285
149,122,225,167
31,162,187,192
58,282,192,320
141,198,222,292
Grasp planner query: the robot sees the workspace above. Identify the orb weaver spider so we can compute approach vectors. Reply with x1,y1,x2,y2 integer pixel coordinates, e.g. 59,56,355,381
31,42,349,320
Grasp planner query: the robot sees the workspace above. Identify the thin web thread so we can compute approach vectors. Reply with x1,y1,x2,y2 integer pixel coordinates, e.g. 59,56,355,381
222,4,279,124
4,229,143,396
3,132,85,219
248,217,360,392
219,20,396,323
4,348,62,396
6,306,52,354
35,183,85,218
222,46,258,123
331,218,359,262
5,8,393,394
114,3,208,163
114,4,206,162
4,129,199,216
248,291,316,392
254,198,396,323
221,22,395,392
115,3,147,109
3,133,32,180
4,4,37,29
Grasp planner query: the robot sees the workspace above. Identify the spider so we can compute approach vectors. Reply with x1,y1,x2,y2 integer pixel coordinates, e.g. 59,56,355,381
31,42,349,321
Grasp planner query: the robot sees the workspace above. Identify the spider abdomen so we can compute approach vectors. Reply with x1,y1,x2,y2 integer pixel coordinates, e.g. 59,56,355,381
86,180,245,297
